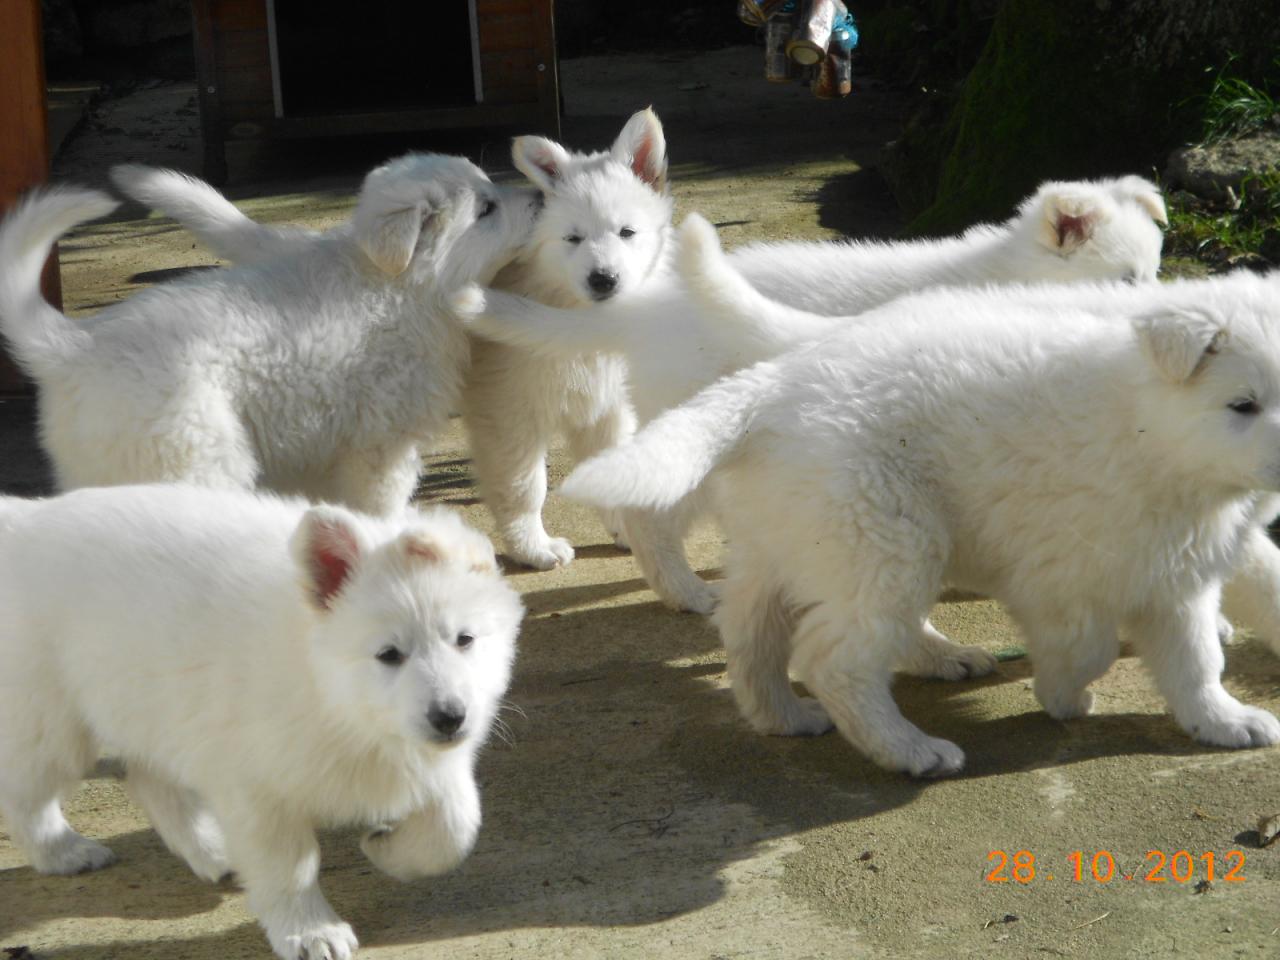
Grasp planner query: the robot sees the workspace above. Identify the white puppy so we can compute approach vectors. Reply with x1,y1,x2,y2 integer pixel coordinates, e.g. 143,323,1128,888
560,269,1280,776
452,176,1169,612
0,155,539,512
0,484,522,960
112,111,675,571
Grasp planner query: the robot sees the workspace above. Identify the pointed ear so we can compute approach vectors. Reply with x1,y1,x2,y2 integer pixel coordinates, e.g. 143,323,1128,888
353,205,429,275
512,135,572,194
1133,306,1228,383
1117,175,1168,226
293,507,367,610
611,107,667,193
1035,189,1111,253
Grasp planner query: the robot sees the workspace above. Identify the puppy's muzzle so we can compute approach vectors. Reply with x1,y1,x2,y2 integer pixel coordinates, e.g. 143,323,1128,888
587,269,619,300
427,702,467,741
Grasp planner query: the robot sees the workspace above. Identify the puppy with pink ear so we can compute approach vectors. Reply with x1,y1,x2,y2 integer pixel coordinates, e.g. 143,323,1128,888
0,484,521,960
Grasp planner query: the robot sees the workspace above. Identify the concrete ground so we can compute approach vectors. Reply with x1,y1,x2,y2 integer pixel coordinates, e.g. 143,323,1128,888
3,45,1280,960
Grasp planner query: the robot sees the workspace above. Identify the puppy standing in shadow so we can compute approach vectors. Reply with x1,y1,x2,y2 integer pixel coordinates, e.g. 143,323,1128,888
112,110,676,571
0,154,540,514
0,484,522,960
562,262,1280,775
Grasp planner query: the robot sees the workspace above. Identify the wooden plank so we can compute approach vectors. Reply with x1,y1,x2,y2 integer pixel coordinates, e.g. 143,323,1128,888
238,102,545,140
0,0,60,393
211,0,268,31
531,0,559,137
191,0,228,182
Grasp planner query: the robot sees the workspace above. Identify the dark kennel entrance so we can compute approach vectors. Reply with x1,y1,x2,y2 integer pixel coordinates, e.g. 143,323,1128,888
269,2,477,116
191,0,560,183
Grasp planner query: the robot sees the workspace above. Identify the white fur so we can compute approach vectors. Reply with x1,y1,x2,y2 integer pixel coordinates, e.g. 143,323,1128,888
110,113,675,572
561,269,1280,775
0,484,521,959
452,176,1169,612
0,155,538,513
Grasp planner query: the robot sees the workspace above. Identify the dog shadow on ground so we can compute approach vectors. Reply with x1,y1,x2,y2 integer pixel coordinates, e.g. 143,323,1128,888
2,587,1273,955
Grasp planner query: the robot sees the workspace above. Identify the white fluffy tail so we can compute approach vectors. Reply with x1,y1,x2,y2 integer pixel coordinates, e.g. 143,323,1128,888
110,164,317,263
560,359,775,512
678,213,847,354
0,187,114,376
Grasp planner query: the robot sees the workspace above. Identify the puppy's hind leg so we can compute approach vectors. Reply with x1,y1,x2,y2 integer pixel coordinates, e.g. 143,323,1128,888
564,396,637,550
126,765,230,882
1222,524,1280,653
715,548,831,735
792,603,965,777
624,502,718,614
0,696,114,874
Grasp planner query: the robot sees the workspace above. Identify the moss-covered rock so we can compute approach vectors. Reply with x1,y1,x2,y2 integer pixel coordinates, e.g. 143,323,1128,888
884,0,1280,234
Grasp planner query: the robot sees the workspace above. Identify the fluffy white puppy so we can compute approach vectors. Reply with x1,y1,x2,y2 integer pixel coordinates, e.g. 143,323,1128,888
112,110,675,571
452,176,1169,612
462,109,673,569
560,270,1280,776
0,484,522,960
0,155,539,512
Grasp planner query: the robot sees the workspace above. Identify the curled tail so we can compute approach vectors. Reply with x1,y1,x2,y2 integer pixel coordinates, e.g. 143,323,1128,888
110,164,318,263
560,359,776,512
678,213,847,356
0,187,115,376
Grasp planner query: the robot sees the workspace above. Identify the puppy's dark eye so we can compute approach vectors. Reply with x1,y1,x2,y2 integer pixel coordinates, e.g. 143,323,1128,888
376,646,406,666
619,227,636,239
565,234,583,245
456,632,475,649
1228,398,1262,415
478,199,498,219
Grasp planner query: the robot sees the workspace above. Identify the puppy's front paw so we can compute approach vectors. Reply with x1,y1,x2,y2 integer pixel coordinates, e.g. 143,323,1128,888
1036,680,1095,721
929,643,998,681
1189,702,1280,749
273,921,358,960
897,735,966,779
510,534,575,570
1216,612,1237,646
751,696,833,737
32,833,117,875
447,284,487,321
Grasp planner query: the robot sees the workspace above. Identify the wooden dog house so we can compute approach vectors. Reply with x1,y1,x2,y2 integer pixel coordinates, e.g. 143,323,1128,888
191,0,560,182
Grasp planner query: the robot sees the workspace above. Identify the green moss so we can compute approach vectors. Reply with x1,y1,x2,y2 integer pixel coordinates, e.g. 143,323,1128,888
886,0,1278,235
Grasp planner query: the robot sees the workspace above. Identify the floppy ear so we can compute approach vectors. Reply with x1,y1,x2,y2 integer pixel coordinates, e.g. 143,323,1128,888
1117,175,1168,226
352,204,430,276
293,506,367,610
1035,189,1111,254
512,135,572,194
610,107,667,193
1133,306,1228,383
397,529,498,575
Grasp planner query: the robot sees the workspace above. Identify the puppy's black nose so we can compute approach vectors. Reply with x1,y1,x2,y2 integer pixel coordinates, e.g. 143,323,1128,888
587,270,618,297
428,704,466,737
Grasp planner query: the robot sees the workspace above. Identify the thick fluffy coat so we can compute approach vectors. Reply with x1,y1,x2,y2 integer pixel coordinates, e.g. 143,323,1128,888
0,155,539,513
561,270,1280,776
112,112,675,570
0,485,522,959
453,177,1169,611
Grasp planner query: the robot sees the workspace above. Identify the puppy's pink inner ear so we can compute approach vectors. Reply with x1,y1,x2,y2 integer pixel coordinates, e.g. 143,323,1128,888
403,534,443,566
305,520,360,608
1055,212,1093,249
629,138,665,189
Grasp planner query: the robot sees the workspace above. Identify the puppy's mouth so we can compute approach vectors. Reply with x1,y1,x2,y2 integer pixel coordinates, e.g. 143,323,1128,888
588,288,618,303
